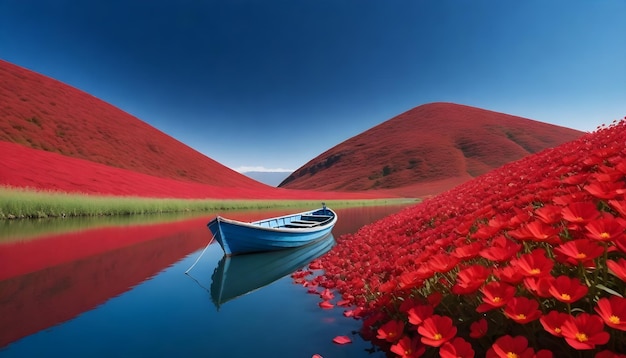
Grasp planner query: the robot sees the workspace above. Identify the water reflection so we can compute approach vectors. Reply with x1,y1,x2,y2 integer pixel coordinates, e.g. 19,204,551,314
0,216,210,347
208,233,335,309
0,204,412,355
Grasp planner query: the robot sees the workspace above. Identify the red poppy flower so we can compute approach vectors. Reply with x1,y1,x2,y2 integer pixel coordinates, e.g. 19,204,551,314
397,270,424,291
376,319,405,343
486,335,534,358
427,291,443,307
547,275,589,304
469,318,488,339
614,235,626,254
417,315,457,347
560,313,609,350
480,236,522,262
523,276,554,298
585,217,626,242
554,239,604,266
561,173,589,185
584,181,625,200
539,310,570,337
609,199,626,217
607,258,626,282
513,249,554,278
472,224,500,240
535,349,554,358
452,264,491,295
553,192,589,206
488,215,510,230
595,296,626,331
440,337,474,358
509,207,531,227
476,281,516,312
389,335,426,358
428,253,459,273
503,297,542,324
379,279,397,294
398,298,421,313
494,265,524,285
407,304,434,326
452,241,484,260
561,202,600,225
511,220,561,244
595,350,626,358
534,204,563,224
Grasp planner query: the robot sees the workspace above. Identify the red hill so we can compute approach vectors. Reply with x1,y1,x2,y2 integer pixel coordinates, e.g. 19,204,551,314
0,60,393,200
279,103,584,195
0,60,264,189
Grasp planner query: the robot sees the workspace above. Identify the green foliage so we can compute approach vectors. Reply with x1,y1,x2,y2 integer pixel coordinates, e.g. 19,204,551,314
0,186,416,220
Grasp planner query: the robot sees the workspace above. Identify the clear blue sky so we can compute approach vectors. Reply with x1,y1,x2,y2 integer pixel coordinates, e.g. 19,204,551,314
1,1,624,172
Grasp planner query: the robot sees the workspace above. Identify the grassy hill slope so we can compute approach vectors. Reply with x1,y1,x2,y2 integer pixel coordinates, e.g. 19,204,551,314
0,60,265,189
279,102,584,194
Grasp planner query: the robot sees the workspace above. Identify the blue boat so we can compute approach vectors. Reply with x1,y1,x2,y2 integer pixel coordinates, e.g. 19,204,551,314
210,233,335,309
207,204,337,255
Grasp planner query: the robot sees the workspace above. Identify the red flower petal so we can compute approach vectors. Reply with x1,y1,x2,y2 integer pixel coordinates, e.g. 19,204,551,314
318,300,334,309
332,335,352,345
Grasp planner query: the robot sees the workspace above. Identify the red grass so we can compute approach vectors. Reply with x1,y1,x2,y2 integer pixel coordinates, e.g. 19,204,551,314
280,102,584,195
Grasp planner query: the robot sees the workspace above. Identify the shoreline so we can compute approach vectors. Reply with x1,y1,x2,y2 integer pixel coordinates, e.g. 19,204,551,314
0,186,418,220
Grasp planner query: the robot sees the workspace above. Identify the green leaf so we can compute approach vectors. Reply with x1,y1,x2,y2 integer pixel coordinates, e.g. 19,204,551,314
596,284,624,298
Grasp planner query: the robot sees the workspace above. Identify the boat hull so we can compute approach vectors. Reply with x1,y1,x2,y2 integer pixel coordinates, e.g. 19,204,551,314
207,208,337,255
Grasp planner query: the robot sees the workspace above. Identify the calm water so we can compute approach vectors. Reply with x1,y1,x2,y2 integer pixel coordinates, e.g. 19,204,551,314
0,205,410,358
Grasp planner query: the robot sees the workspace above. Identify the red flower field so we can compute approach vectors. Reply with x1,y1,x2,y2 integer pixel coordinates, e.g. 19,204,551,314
0,60,393,200
296,118,626,356
0,140,387,200
280,102,583,194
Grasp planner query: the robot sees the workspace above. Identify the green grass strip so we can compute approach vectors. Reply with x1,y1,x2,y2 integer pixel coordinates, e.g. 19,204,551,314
0,186,418,220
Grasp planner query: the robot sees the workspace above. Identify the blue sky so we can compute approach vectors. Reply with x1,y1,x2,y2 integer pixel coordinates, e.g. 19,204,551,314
1,1,624,172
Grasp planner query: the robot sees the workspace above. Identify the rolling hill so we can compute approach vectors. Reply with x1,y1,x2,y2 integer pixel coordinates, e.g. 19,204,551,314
0,60,266,189
0,60,585,199
279,102,584,195
0,60,391,200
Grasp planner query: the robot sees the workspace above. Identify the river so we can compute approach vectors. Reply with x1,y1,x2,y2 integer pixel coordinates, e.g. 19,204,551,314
0,204,411,357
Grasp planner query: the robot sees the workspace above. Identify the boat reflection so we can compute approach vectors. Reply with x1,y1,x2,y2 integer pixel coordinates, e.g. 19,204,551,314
210,233,335,309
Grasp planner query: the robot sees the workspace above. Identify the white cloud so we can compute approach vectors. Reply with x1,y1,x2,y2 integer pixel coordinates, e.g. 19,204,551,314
233,166,294,173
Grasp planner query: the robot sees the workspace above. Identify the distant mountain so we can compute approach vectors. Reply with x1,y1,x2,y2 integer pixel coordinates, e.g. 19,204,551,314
279,102,584,195
242,171,292,187
0,60,265,189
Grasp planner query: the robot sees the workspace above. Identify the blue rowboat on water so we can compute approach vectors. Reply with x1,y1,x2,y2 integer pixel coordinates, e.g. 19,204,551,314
207,204,337,256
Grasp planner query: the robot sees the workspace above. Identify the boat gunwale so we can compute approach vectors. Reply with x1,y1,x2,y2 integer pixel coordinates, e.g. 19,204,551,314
212,208,337,234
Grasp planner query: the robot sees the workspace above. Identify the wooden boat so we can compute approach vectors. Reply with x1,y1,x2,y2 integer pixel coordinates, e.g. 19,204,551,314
207,204,337,255
210,233,335,309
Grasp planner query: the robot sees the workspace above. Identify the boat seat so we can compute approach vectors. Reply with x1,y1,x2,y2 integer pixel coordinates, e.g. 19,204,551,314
291,220,319,224
300,215,332,222
285,222,318,228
